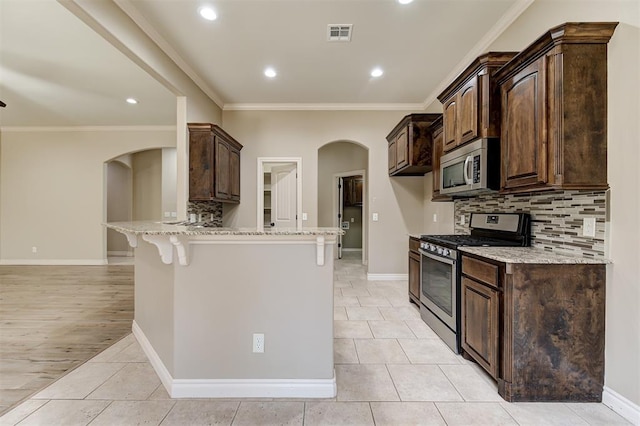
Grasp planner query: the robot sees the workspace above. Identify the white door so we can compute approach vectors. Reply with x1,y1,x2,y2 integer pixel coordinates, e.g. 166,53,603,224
271,164,297,228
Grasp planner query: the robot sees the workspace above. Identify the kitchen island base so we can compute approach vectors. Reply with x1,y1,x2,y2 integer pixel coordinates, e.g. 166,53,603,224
107,223,341,399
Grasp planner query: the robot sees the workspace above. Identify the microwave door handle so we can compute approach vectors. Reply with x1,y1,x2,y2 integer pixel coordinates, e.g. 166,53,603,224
463,155,473,185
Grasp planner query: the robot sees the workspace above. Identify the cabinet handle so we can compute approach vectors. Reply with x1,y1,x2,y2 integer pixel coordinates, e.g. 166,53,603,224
463,155,473,185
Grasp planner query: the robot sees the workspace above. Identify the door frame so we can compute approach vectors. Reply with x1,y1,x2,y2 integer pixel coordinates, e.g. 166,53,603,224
333,169,366,265
257,157,303,231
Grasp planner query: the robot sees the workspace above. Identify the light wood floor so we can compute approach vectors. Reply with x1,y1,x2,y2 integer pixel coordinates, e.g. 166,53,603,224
0,265,134,415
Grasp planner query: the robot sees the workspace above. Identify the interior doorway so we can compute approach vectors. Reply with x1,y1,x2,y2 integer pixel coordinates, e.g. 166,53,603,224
257,157,302,231
335,171,365,260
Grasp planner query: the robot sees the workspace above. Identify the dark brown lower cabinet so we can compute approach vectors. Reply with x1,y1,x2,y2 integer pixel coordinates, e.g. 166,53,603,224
408,237,420,306
461,276,499,379
461,254,606,402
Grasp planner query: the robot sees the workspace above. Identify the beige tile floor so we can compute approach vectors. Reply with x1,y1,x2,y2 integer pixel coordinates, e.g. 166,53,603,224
0,252,631,425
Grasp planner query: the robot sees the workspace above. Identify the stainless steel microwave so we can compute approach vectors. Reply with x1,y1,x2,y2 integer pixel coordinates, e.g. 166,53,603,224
440,138,500,196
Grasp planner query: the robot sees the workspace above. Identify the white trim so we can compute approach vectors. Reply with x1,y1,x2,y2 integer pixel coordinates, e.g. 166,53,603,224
332,169,367,266
0,125,176,132
224,103,424,111
132,321,173,392
132,321,336,399
603,386,640,425
257,157,303,231
170,376,337,399
367,273,408,281
341,248,363,252
0,259,108,265
421,0,534,108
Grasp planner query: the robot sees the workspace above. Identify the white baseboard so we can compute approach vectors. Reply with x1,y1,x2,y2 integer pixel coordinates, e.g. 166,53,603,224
367,273,408,281
132,321,174,392
132,321,337,399
107,251,133,257
603,386,640,425
0,259,107,265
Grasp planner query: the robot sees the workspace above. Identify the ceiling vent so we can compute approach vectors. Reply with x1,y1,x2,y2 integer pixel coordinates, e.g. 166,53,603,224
327,24,353,42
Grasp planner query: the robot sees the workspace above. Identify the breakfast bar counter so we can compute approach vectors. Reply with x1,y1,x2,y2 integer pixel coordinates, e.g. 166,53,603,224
105,221,343,399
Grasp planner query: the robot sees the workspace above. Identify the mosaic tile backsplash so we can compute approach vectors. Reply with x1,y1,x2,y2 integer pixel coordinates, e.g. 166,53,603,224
454,190,607,258
187,201,223,227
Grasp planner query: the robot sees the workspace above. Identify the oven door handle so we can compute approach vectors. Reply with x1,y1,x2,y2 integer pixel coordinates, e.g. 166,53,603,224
419,249,456,266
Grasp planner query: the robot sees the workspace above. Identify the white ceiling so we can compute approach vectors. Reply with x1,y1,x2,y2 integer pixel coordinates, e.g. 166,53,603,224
0,0,524,127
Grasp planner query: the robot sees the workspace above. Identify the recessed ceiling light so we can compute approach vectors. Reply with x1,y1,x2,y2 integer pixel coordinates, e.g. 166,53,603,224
126,98,138,104
264,67,277,78
198,6,217,21
398,0,414,4
370,67,384,78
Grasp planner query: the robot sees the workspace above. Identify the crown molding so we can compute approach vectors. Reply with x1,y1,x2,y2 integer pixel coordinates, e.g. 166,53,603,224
0,125,176,132
223,103,426,112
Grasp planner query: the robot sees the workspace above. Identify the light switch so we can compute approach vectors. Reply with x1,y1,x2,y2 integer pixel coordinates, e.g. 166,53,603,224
302,212,308,221
433,214,437,223
351,217,355,223
372,213,379,222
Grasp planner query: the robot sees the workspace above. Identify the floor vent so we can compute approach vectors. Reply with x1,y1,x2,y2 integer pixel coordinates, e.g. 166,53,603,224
327,24,353,42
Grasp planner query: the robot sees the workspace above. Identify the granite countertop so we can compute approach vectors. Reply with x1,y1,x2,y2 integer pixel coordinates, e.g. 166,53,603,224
459,246,610,264
104,221,344,236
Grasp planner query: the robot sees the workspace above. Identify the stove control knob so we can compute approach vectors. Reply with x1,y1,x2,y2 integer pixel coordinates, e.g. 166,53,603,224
442,249,450,257
437,247,443,255
430,245,437,252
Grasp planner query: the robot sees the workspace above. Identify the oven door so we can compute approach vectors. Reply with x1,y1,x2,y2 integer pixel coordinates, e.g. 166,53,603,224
419,249,457,331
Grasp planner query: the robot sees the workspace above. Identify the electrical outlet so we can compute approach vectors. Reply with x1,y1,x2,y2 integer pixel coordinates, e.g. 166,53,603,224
583,217,596,237
31,246,37,254
372,213,379,222
171,212,177,218
433,214,437,222
351,217,354,223
302,212,308,221
253,333,265,353
460,215,466,225
164,211,171,218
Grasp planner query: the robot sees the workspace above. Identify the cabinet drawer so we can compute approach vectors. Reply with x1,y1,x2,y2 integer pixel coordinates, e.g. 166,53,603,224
462,256,500,288
409,237,420,253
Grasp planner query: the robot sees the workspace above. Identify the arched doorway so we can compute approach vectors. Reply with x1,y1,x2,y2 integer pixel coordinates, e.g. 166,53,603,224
317,141,369,264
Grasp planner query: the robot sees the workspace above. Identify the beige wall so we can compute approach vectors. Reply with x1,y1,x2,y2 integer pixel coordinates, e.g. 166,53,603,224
0,128,175,263
106,160,132,254
222,110,426,275
132,149,162,221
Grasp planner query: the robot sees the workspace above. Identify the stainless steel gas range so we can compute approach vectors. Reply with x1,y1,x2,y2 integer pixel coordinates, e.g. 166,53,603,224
419,213,530,354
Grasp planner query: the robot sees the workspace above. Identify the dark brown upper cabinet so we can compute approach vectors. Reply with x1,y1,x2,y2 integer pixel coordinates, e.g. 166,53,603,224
387,113,442,176
437,52,517,153
495,22,618,194
428,116,451,202
342,176,363,207
188,123,243,203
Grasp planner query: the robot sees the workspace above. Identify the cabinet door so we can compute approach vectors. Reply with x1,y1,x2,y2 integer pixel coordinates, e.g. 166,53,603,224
442,98,458,152
461,276,500,379
408,251,420,302
388,140,397,173
189,130,214,200
458,76,479,144
501,58,548,191
229,146,240,201
353,178,363,205
395,127,409,170
215,137,230,200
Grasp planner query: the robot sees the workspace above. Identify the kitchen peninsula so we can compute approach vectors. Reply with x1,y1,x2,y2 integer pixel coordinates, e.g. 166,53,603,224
105,221,343,399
